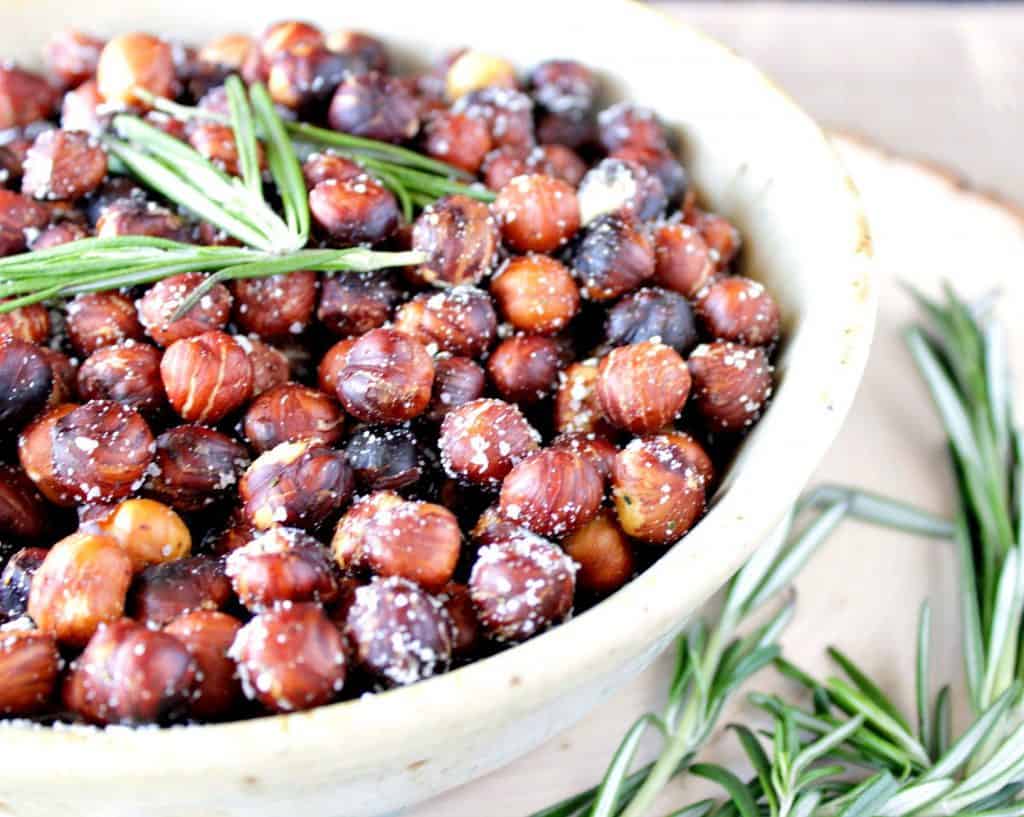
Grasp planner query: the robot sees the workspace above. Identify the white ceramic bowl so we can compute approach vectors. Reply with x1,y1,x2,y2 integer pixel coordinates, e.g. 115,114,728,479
0,2,875,815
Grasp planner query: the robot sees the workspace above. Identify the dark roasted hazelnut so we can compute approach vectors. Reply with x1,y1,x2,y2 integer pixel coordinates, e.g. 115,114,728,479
231,602,347,713
0,631,60,716
536,109,597,151
137,272,233,347
145,425,249,512
688,342,773,432
394,287,497,359
63,619,196,725
344,426,424,492
46,29,105,87
611,145,687,205
231,271,318,340
0,189,50,255
409,194,499,287
469,530,576,642
453,87,534,149
439,398,540,487
187,122,263,176
93,498,192,571
317,270,401,337
226,526,338,611
684,208,742,270
652,222,714,298
551,432,618,484
427,355,486,422
0,145,21,188
0,66,60,130
494,173,580,254
597,340,691,434
577,158,666,225
332,492,460,592
18,403,77,505
597,102,669,154
0,340,53,433
695,277,781,346
326,29,388,73
345,576,452,687
563,510,635,594
327,72,419,143
259,21,325,65
66,292,144,356
573,214,655,301
38,348,77,405
76,341,166,415
267,47,350,112
0,302,49,344
128,555,233,626
29,532,132,646
553,360,616,437
529,60,598,114
422,110,492,174
95,198,189,241
487,334,563,405
161,331,254,424
240,439,354,530
0,547,47,622
0,465,46,543
444,50,517,100
96,33,176,106
605,287,697,355
317,337,355,397
240,336,290,396
243,382,343,453
335,328,434,424
83,176,145,224
438,582,480,658
499,448,603,538
30,220,88,250
612,434,707,545
21,129,106,201
491,254,579,335
310,176,400,246
165,610,242,720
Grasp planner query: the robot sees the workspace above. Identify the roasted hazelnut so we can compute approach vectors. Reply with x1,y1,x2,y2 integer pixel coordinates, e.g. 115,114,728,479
38,348,76,405
318,273,400,339
439,398,539,487
494,174,580,254
18,403,77,505
491,254,579,335
469,530,576,642
573,214,655,301
0,340,53,433
551,432,618,484
128,555,233,626
50,400,154,502
453,87,534,150
327,72,419,143
96,33,176,105
536,109,597,152
0,465,46,543
30,221,88,250
0,302,48,345
332,492,460,592
76,341,166,415
226,526,338,611
187,122,262,176
688,342,773,432
578,158,667,225
137,272,233,347
0,67,60,130
240,439,354,531
536,144,587,188
597,340,691,434
95,198,189,241
471,504,521,547
445,50,517,100
325,29,388,73
231,271,318,340
345,576,452,687
605,287,698,355
684,208,742,269
409,194,499,287
63,619,196,725
29,532,132,646
65,292,143,355
21,129,106,202
243,383,343,454
529,60,597,114
394,287,497,359
422,111,492,174
259,21,325,65
0,631,60,716
241,336,291,396
611,145,687,205
84,176,145,224
487,334,563,405
0,189,50,255
199,33,255,70
317,337,356,397
426,355,486,422
302,152,363,188
345,426,424,492
231,602,347,713
483,144,587,192
438,582,480,658
267,47,350,112
499,448,603,538
612,435,707,545
145,425,250,512
161,331,254,424
563,510,635,595
660,430,715,487
92,498,192,571
553,360,616,437
335,328,435,423
45,29,104,87
652,222,714,298
165,610,242,720
309,176,400,246
695,277,781,346
0,547,47,622
597,102,669,154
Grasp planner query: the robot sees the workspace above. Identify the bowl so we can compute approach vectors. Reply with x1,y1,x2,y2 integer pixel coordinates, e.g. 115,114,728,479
0,2,875,815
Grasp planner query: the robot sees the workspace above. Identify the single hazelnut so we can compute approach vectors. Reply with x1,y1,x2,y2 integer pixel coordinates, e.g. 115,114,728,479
128,556,233,627
438,398,540,487
493,174,580,253
491,254,580,335
165,610,243,721
225,526,338,611
687,342,773,432
92,497,192,572
334,328,434,424
597,341,691,434
695,276,781,346
161,331,254,424
499,448,604,538
0,631,60,716
243,383,344,454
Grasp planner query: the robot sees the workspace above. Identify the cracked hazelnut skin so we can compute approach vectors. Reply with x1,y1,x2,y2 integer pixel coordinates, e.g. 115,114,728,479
596,341,691,435
165,610,243,721
438,398,540,487
409,194,499,287
127,555,233,627
493,173,580,254
563,510,635,595
491,255,580,336
687,342,773,433
243,383,344,454
161,331,255,424
63,619,197,726
226,527,339,611
0,631,61,716
76,342,166,416
335,328,435,424
231,602,348,714
393,287,497,359
144,425,250,513
66,292,144,356
96,33,176,106
0,547,47,622
499,448,604,538
695,276,781,347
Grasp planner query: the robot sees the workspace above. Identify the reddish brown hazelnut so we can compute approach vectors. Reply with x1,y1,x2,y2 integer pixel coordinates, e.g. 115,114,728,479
469,531,576,642
422,110,492,174
317,271,401,338
46,29,104,87
695,277,781,346
487,334,563,405
344,426,423,492
687,342,773,432
161,331,254,424
187,122,264,176
0,631,60,715
38,348,77,405
66,292,144,355
165,610,243,721
309,176,400,246
76,341,166,415
597,341,691,434
231,271,318,340
137,272,233,347
96,33,176,105
243,383,343,453
21,129,106,201
231,602,347,713
611,145,687,204
345,576,452,687
439,398,540,487
240,336,291,396
240,439,354,531
0,66,60,130
684,208,742,269
482,143,586,192
409,194,499,287
597,102,669,154
317,337,356,397
0,189,50,255
453,87,534,150
553,361,615,437
563,510,635,594
652,222,714,299
18,403,77,505
491,254,580,335
145,425,250,512
29,532,132,646
499,448,603,538
551,432,618,484
426,355,486,422
577,157,666,224
438,582,481,658
0,465,47,542
328,72,419,143
30,221,88,250
0,340,53,433
573,214,655,301
0,547,47,622
0,302,49,345
335,328,435,424
128,555,233,626
226,527,338,611
493,174,579,254
658,431,715,488
198,33,255,72
393,287,497,359
95,198,189,241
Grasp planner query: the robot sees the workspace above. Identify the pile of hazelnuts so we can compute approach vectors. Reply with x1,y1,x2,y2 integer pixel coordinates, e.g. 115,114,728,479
0,20,779,727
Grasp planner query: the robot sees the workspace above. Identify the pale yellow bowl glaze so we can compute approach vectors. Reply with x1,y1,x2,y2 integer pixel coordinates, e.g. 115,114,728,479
0,2,875,815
